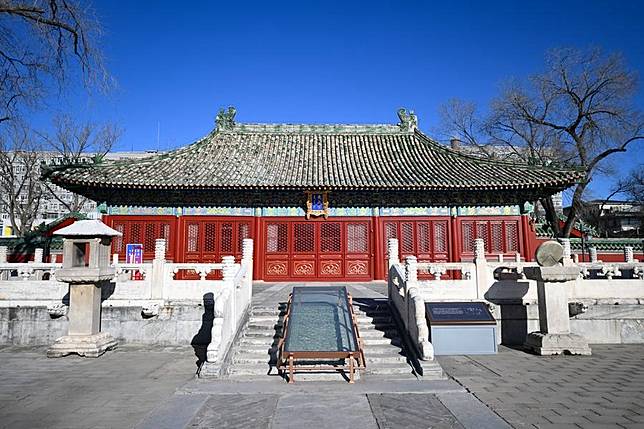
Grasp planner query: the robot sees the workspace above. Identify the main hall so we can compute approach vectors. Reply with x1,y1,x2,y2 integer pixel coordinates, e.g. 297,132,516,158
49,107,582,281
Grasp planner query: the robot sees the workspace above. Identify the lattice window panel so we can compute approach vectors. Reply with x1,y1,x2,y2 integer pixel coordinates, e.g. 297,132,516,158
476,222,489,246
401,223,414,253
238,223,250,251
416,222,431,253
130,223,142,245
294,223,314,253
320,223,341,253
144,224,156,252
433,222,447,253
112,223,125,254
347,223,368,253
505,222,519,252
203,223,216,252
221,223,233,253
462,222,474,252
266,223,287,253
490,222,504,253
187,223,200,253
161,223,171,243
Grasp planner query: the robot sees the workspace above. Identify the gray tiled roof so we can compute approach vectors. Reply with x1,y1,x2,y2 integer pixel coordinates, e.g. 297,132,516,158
49,123,583,191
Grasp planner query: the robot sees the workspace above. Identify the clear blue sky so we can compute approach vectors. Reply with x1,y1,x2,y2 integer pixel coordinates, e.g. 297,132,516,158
44,0,644,199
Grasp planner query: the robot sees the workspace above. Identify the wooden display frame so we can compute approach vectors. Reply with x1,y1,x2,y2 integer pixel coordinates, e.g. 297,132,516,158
277,291,366,383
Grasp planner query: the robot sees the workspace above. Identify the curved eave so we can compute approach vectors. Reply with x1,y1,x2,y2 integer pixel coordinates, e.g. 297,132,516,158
51,176,581,192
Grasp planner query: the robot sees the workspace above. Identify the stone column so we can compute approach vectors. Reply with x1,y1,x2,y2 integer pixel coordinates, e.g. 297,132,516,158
624,246,634,263
388,238,399,268
589,247,598,263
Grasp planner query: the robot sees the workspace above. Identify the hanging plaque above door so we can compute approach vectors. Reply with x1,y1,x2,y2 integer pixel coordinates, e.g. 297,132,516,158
305,191,329,219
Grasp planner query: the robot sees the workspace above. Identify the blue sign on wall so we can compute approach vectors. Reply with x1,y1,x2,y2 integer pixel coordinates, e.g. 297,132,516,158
126,243,143,264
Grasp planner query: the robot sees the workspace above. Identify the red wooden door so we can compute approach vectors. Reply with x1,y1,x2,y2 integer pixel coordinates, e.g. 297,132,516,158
262,218,372,281
381,218,451,278
179,217,253,279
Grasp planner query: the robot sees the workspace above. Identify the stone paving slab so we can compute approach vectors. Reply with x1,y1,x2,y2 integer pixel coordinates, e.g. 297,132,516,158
438,344,644,429
368,393,465,429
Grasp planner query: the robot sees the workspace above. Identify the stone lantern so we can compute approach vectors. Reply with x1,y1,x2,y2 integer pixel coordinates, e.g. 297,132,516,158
523,240,591,355
47,220,121,358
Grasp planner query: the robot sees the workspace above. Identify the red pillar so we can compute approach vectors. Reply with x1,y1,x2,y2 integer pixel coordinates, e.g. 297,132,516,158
450,214,460,262
520,214,532,261
253,214,263,280
373,214,383,280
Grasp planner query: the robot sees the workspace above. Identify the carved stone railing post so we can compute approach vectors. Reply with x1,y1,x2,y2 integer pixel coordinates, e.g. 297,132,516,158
589,247,598,263
560,238,572,264
151,238,167,300
474,238,485,261
242,238,254,300
405,255,418,285
624,246,634,263
388,238,399,269
32,248,44,280
0,246,7,280
51,254,58,263
112,254,118,265
222,255,237,337
155,238,166,262
474,239,489,299
33,248,43,263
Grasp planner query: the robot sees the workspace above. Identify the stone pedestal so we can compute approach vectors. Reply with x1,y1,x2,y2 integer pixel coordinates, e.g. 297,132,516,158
47,282,117,358
47,220,121,358
523,265,591,355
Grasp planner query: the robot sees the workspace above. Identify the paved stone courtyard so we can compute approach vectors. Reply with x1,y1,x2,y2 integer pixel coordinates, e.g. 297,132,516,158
1,344,643,428
438,344,644,429
1,282,643,428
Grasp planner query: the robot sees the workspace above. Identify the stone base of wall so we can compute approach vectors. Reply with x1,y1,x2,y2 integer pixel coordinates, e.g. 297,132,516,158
2,302,643,347
495,303,644,345
0,303,214,347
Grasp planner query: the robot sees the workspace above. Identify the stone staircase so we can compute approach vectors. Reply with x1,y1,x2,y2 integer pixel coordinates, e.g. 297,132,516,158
226,298,444,380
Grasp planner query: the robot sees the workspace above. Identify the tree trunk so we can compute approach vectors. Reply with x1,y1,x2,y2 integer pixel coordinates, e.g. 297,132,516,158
561,182,588,238
539,196,561,237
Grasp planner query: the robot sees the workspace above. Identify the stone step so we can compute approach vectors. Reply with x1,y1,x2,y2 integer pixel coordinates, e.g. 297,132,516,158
250,315,283,324
234,356,277,365
360,329,399,338
356,323,397,332
239,336,278,345
364,355,408,364
365,363,414,375
355,316,393,324
363,346,404,355
363,337,401,346
228,364,273,376
247,321,283,330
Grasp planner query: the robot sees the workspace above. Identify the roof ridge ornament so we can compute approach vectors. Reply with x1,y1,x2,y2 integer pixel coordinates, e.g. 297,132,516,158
215,106,237,132
397,108,418,132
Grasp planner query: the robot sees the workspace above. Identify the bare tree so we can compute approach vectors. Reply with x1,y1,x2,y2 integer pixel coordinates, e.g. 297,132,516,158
0,0,109,126
0,126,43,235
440,48,644,237
617,165,644,202
41,115,122,213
